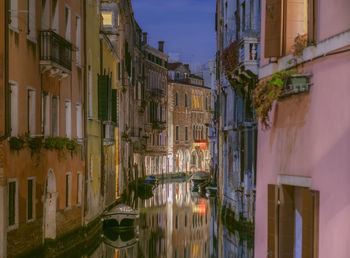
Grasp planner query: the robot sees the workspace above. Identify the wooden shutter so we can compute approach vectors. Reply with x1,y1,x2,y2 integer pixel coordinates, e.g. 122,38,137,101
264,0,283,57
285,0,305,55
98,74,109,121
301,189,319,258
111,89,117,123
267,184,279,258
312,190,319,258
307,0,317,43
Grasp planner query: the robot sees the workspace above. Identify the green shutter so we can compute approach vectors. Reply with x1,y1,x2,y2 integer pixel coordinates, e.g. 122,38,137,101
28,180,33,220
9,182,16,226
111,89,117,124
98,74,109,121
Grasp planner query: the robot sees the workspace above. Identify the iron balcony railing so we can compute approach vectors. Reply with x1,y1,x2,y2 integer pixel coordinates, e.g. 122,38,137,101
40,30,72,72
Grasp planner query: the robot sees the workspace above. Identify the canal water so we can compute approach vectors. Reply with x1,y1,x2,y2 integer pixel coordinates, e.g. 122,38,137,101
87,181,254,258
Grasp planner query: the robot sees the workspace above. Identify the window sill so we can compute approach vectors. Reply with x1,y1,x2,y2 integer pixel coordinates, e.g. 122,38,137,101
7,223,19,232
64,206,72,211
27,35,37,44
9,25,19,34
27,218,35,223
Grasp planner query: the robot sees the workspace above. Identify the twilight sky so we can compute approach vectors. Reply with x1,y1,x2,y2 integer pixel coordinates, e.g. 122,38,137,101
132,0,216,68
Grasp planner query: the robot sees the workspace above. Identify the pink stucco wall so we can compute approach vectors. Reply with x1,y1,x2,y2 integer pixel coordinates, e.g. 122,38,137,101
255,0,350,257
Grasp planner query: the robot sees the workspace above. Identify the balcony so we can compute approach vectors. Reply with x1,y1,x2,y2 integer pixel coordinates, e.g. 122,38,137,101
40,30,72,76
152,120,166,130
150,88,166,97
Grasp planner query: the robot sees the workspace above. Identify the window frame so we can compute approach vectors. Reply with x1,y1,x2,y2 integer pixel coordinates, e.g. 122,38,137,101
65,172,72,209
27,177,36,222
8,178,19,231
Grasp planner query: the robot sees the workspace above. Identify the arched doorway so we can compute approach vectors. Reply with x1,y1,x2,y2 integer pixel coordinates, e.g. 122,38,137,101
44,169,57,239
184,150,190,174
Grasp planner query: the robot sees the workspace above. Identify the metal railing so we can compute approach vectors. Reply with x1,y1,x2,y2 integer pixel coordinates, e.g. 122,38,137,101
150,88,165,97
40,30,72,71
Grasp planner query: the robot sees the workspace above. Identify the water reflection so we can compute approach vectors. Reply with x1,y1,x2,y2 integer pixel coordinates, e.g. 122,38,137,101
89,181,253,258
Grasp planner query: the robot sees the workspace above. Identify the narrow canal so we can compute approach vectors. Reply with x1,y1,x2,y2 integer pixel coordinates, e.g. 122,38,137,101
83,181,253,258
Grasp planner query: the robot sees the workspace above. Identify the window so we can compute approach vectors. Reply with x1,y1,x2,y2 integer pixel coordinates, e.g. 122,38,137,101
27,89,36,135
185,94,188,107
10,83,18,137
52,0,59,32
76,172,82,205
41,0,49,30
65,100,71,139
265,0,316,57
65,173,71,208
102,12,113,27
185,127,188,141
27,178,35,221
175,126,179,141
42,92,50,136
65,6,71,40
185,213,187,227
76,103,82,139
268,184,319,258
75,16,81,65
8,180,18,229
206,97,208,110
175,72,180,80
250,0,254,29
9,0,18,29
88,66,93,118
241,1,246,32
175,215,178,229
52,96,59,136
175,92,178,106
27,0,36,40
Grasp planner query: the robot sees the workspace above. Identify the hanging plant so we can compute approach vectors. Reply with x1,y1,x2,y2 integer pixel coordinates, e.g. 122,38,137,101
222,40,239,75
253,69,297,129
25,134,43,155
9,136,25,151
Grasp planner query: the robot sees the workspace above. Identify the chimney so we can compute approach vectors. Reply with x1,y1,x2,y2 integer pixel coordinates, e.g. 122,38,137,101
143,32,148,44
158,41,164,52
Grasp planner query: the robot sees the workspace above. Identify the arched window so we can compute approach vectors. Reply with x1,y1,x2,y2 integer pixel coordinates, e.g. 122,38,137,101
175,92,179,106
185,94,188,107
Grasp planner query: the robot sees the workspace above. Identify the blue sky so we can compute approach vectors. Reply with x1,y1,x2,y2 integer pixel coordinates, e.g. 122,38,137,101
132,0,216,67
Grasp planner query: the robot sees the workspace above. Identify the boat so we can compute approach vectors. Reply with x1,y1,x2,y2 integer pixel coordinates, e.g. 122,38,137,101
190,171,210,185
144,175,158,185
205,185,218,198
102,204,139,229
102,226,139,250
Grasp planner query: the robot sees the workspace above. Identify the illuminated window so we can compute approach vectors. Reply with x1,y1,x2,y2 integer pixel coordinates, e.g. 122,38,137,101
102,12,113,27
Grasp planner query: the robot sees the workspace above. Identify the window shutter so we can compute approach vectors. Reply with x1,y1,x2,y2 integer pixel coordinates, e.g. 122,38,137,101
279,185,295,257
285,0,305,55
267,184,279,258
302,189,319,258
264,0,283,57
111,89,117,124
307,0,317,43
98,74,109,121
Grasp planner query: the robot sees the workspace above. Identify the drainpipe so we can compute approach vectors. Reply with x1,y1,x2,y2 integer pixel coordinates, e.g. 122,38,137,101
0,1,9,256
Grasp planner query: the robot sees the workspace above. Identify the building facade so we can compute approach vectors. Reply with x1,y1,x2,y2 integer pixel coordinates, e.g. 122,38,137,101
2,0,85,255
215,0,260,222
255,0,350,257
143,40,169,176
168,63,211,174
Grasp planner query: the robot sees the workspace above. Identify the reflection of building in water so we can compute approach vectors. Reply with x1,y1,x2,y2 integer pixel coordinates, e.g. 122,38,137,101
117,182,211,258
222,227,254,258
